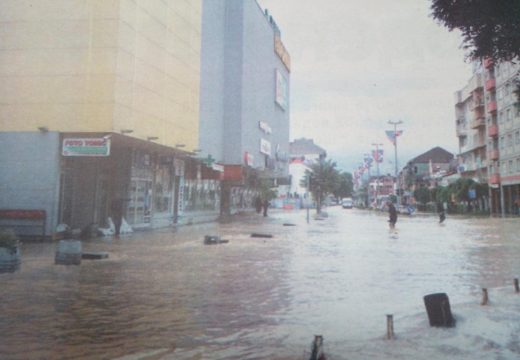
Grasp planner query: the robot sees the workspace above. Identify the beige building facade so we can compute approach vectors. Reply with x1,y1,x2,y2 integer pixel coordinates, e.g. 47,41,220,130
0,1,211,236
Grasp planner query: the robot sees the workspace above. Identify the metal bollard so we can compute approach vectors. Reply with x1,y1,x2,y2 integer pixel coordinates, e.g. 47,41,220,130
386,314,394,340
514,278,519,293
481,288,489,305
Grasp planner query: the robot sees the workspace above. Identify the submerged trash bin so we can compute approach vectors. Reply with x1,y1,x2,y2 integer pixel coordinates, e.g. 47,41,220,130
55,240,82,265
0,246,21,273
423,293,455,327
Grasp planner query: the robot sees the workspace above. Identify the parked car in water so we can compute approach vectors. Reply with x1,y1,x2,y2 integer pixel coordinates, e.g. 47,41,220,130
341,198,353,209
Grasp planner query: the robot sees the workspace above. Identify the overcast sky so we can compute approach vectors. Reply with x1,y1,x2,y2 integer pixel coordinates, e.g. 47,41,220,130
257,0,474,174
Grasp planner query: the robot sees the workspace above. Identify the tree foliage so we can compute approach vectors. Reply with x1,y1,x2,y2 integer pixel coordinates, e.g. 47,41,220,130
301,160,352,212
414,187,431,204
431,0,520,62
333,172,354,199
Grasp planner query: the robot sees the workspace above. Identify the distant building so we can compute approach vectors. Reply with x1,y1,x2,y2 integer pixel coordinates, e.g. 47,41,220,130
199,0,291,214
288,138,327,197
400,147,455,192
368,175,395,205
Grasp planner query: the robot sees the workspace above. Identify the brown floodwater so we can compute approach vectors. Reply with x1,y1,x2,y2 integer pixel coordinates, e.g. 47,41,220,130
1,209,520,359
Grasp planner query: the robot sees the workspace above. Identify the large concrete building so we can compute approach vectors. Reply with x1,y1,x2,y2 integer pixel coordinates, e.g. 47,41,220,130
486,60,520,214
199,0,291,213
454,68,488,184
455,59,520,214
0,0,213,236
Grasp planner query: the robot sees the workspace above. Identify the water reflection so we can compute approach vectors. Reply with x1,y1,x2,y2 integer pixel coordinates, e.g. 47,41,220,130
1,209,519,359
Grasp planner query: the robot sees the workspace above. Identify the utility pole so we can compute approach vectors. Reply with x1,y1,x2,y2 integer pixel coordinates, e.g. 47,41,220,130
388,120,403,205
364,153,372,207
372,143,383,207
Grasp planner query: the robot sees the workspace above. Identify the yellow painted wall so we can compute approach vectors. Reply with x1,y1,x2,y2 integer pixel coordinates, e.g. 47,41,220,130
0,0,201,150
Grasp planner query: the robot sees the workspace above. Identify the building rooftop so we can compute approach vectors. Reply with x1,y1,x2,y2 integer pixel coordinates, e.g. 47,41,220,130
409,147,454,164
289,138,327,157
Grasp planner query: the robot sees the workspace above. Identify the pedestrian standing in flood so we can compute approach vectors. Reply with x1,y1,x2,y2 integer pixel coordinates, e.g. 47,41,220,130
111,197,124,236
437,201,446,223
387,200,397,232
262,199,270,217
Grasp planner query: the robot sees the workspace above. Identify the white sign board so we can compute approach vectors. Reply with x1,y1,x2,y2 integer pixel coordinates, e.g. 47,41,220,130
260,138,271,156
62,138,111,157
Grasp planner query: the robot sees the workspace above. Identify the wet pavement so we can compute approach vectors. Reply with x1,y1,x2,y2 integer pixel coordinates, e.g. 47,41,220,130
1,207,520,359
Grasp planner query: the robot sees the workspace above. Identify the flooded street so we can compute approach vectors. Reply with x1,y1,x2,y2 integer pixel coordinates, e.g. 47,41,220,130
2,208,520,359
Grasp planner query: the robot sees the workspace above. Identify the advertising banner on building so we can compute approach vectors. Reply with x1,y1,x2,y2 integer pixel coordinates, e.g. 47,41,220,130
62,138,111,156
275,70,288,110
244,152,254,167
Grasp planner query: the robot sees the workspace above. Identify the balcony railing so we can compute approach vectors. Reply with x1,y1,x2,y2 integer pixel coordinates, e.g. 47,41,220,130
456,127,466,137
487,100,497,113
487,124,498,137
470,117,485,129
485,78,496,91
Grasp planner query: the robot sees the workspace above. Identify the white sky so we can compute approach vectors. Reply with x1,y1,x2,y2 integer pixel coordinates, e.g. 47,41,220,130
257,0,474,174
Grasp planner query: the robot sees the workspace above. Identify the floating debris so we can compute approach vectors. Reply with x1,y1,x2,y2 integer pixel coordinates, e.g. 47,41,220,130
82,252,109,260
250,233,273,238
204,235,229,245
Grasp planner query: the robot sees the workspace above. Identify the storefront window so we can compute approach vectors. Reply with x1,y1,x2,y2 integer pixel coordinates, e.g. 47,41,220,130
154,165,173,214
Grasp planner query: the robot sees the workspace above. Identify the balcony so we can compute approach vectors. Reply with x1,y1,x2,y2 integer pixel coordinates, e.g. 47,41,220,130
454,91,462,105
485,78,496,91
484,58,494,69
472,98,484,110
456,127,466,137
488,124,498,137
489,173,500,184
470,117,485,129
488,149,499,160
487,100,497,113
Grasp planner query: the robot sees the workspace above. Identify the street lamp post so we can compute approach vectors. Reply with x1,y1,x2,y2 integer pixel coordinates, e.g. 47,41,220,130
372,143,383,207
388,120,403,205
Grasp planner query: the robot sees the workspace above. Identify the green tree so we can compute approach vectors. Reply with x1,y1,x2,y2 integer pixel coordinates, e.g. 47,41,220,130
333,171,353,199
431,0,520,62
414,187,431,205
257,178,277,202
301,159,340,213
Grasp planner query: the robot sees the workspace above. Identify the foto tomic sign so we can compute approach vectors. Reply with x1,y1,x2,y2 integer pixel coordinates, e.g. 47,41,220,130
62,138,111,157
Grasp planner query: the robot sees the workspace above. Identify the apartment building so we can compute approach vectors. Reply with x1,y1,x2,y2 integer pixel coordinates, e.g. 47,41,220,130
199,0,291,214
455,60,520,214
487,60,520,213
0,1,209,236
454,69,488,184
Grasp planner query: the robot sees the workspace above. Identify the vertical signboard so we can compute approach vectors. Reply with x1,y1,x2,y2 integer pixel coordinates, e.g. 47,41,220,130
275,70,288,110
260,138,271,156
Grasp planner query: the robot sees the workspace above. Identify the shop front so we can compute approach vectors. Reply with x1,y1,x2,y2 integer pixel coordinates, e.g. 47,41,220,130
58,133,193,233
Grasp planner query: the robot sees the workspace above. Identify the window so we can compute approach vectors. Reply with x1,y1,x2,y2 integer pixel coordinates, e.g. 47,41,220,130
507,134,513,147
509,160,514,174
515,131,520,145
516,158,520,172
498,111,504,124
500,136,505,149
